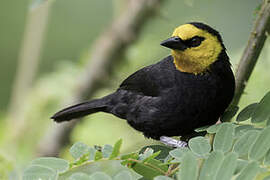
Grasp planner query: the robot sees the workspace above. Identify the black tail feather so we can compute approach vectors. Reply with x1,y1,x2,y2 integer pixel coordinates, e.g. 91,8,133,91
51,99,107,122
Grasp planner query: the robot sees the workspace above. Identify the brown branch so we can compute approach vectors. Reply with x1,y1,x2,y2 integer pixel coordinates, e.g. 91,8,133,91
6,1,52,142
37,0,164,157
231,0,270,107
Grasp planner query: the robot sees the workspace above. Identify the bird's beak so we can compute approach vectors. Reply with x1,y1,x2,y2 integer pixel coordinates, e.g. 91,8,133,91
160,36,187,51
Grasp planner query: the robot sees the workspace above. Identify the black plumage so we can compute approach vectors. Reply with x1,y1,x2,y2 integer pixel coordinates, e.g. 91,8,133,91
52,22,235,140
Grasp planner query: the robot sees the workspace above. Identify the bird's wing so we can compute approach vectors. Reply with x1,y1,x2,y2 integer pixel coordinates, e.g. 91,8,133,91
119,65,159,97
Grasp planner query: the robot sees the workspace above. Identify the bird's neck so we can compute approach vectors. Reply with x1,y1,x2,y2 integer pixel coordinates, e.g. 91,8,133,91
172,52,210,75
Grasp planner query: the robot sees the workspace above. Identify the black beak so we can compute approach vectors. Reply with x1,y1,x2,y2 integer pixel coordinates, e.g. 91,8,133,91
160,36,187,51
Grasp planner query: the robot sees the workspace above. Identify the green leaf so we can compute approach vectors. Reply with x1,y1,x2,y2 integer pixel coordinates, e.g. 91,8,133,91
23,165,57,180
109,139,122,160
213,123,235,152
139,145,173,161
95,151,103,161
206,124,222,133
70,142,90,160
121,152,139,160
233,130,259,157
194,125,209,132
31,157,69,173
113,171,132,180
169,147,190,161
235,161,259,180
68,173,91,180
236,103,258,122
146,158,169,172
234,125,254,137
142,151,161,163
251,91,270,123
249,126,270,161
220,105,239,122
264,149,270,166
132,161,164,180
177,152,198,180
154,176,173,180
234,159,248,175
216,152,237,180
120,152,139,166
90,172,111,180
199,151,224,180
139,148,154,161
89,147,97,161
188,136,211,157
59,160,141,180
102,144,113,158
163,154,172,164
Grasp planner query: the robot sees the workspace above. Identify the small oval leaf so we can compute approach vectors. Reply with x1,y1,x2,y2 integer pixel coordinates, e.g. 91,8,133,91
59,160,141,180
213,123,235,152
102,145,113,158
70,142,90,160
113,171,132,180
68,173,91,180
207,124,222,134
90,172,111,180
188,136,211,156
234,159,248,175
199,151,224,180
216,152,237,180
89,147,97,161
236,103,258,122
31,157,69,173
178,152,198,180
251,91,270,123
23,165,57,180
234,125,254,137
249,126,270,161
220,105,239,122
169,147,190,161
233,130,259,157
235,161,259,180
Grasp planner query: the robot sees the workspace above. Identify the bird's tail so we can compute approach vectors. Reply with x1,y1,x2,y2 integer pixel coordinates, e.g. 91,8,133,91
51,98,107,122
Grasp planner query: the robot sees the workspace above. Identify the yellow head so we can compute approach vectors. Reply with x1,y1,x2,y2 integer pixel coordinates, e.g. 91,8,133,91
161,22,225,74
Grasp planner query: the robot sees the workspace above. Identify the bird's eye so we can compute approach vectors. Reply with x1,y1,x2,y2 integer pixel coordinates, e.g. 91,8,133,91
187,36,205,47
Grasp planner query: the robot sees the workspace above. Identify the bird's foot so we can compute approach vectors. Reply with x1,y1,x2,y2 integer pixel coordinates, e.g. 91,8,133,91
160,136,187,148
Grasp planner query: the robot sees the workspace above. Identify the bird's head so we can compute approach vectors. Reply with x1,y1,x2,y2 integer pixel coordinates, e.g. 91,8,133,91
161,22,225,74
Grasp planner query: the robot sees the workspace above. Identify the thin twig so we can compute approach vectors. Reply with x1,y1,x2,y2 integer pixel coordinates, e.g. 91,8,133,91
231,0,270,107
5,0,52,148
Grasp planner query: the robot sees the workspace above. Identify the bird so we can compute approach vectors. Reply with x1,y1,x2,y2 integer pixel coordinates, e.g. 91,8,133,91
51,22,235,147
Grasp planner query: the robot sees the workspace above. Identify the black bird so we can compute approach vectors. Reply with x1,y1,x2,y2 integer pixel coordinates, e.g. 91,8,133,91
51,22,235,147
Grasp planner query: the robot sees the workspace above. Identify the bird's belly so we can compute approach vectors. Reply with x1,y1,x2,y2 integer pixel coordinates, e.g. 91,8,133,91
125,92,223,139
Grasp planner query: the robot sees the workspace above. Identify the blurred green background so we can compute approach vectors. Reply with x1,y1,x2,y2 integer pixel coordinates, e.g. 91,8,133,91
1,0,269,177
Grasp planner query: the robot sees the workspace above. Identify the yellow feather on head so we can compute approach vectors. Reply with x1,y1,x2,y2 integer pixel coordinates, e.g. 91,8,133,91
171,24,223,74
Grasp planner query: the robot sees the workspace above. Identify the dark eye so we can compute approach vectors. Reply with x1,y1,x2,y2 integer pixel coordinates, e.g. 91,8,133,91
187,36,205,47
